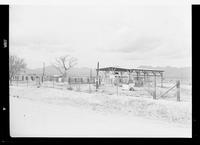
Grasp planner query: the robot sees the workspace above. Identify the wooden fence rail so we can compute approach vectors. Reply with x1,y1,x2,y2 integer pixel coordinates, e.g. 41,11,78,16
157,80,181,101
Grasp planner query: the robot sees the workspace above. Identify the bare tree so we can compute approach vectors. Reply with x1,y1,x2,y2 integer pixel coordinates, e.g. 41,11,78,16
53,55,77,82
9,55,26,84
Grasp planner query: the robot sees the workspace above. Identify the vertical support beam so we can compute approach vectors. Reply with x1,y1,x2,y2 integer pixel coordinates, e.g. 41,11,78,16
104,71,106,82
53,77,54,88
17,75,18,86
143,71,146,85
135,71,138,87
139,71,141,86
153,72,156,99
116,73,119,96
27,76,28,87
177,80,180,102
81,78,83,84
99,74,101,85
96,62,99,91
90,69,93,79
120,71,123,83
90,69,92,83
68,77,71,87
146,72,149,87
128,70,131,84
136,71,139,81
117,77,118,96
135,71,141,87
161,72,163,88
110,70,112,85
42,62,45,83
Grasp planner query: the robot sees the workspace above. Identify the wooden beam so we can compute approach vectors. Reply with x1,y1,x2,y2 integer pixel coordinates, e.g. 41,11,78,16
177,80,180,102
152,72,156,99
96,62,99,90
160,72,163,88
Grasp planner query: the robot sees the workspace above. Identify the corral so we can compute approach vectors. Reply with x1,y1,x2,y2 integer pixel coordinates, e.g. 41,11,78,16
10,64,191,102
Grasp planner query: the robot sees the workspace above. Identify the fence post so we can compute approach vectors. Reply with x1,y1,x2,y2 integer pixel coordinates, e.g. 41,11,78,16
17,77,18,86
53,77,54,88
177,80,180,102
96,62,99,91
78,79,81,91
143,71,145,86
88,78,91,93
153,73,156,99
147,73,149,88
68,77,71,89
27,78,28,87
161,72,163,88
116,76,119,96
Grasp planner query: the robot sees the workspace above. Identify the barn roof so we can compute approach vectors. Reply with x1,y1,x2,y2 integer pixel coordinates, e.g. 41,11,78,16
97,67,164,73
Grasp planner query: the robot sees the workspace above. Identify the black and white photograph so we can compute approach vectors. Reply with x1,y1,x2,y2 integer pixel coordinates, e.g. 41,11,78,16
7,0,192,138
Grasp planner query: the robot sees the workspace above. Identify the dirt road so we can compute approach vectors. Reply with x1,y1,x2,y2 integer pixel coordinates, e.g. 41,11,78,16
10,96,191,137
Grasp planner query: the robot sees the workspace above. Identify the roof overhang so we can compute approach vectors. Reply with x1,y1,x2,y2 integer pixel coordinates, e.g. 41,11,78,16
97,67,164,73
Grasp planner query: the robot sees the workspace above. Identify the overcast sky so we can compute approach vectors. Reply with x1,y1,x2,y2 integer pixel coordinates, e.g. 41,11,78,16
10,0,191,69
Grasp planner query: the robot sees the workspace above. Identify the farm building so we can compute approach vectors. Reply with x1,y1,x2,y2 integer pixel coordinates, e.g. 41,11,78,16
11,69,46,82
12,73,39,81
96,67,164,87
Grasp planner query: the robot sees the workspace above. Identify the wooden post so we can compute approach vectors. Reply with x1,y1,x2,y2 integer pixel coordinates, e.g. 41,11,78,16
88,77,91,93
79,81,81,91
39,77,41,87
17,76,18,86
177,80,180,102
68,77,71,88
143,71,146,86
53,77,54,88
81,78,83,84
153,72,156,99
160,72,163,88
120,71,122,84
96,62,99,91
128,71,130,84
42,62,45,83
117,75,119,96
104,71,107,84
89,69,92,93
27,77,28,87
90,69,92,80
146,72,149,88
136,71,139,81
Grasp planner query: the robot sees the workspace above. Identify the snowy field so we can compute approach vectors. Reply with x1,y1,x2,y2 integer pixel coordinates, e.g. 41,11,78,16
9,86,191,137
11,80,192,102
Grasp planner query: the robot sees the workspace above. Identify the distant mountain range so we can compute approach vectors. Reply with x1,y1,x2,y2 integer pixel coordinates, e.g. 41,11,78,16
138,65,191,80
25,65,191,80
25,65,97,77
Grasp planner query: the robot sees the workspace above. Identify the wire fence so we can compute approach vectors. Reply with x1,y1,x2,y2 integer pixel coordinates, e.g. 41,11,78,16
10,76,191,102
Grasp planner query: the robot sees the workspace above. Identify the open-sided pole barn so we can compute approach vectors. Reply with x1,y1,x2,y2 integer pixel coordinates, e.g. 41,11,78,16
96,66,164,99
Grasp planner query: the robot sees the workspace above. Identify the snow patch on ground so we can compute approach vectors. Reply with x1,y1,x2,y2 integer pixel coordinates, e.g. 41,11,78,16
9,86,191,137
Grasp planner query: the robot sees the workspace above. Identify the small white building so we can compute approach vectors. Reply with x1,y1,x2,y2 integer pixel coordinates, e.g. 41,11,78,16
12,69,42,82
